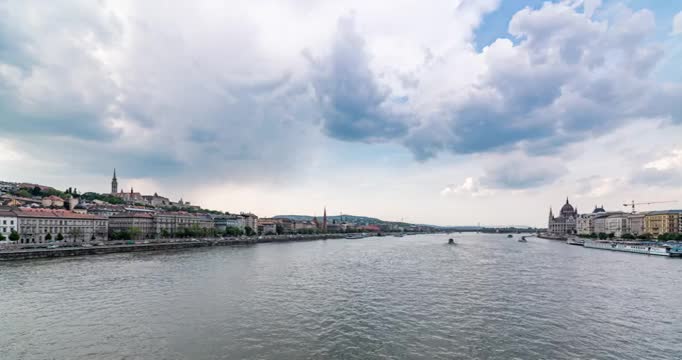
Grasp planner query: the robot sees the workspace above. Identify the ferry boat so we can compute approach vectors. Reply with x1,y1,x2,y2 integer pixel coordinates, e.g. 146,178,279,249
584,240,682,257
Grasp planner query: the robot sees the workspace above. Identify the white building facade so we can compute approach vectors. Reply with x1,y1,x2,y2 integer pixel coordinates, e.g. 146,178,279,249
0,210,18,239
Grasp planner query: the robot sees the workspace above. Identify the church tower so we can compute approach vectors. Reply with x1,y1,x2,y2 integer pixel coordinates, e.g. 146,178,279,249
323,207,327,232
111,168,118,194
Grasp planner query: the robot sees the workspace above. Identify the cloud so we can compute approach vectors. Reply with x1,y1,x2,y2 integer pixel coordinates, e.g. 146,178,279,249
442,153,564,198
308,15,411,142
631,148,682,187
673,11,682,35
1,0,680,192
404,2,679,159
441,177,493,197
480,155,565,189
574,175,624,198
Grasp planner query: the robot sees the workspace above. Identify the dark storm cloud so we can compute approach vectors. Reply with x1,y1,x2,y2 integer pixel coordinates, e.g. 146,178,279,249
309,15,410,142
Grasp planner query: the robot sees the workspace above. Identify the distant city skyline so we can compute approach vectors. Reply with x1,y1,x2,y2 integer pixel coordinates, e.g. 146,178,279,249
1,0,681,227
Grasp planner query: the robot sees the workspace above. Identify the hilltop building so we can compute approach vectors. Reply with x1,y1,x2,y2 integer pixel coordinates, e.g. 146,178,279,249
548,198,578,234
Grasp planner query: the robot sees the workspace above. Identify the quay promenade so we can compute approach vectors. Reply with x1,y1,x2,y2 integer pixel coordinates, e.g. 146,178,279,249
0,233,380,261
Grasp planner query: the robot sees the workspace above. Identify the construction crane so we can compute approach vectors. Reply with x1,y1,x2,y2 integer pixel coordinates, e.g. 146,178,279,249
623,200,677,213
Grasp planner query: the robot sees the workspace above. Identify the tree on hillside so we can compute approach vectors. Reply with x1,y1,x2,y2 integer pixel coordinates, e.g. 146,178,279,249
15,189,31,198
9,230,20,242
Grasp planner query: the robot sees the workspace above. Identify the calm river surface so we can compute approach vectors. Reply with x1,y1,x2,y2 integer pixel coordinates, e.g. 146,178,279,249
2,233,681,359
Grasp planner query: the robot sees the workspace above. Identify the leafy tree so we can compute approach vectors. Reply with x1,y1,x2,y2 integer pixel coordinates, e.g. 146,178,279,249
224,227,244,237
637,233,652,240
45,233,52,241
276,224,284,235
129,227,141,240
161,229,170,238
621,233,635,240
598,232,608,240
56,233,64,241
607,233,615,239
9,230,20,241
0,233,5,241
31,186,42,196
244,226,255,236
15,189,32,198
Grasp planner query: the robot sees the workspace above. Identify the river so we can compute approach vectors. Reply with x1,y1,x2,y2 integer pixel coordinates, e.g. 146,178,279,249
1,233,681,359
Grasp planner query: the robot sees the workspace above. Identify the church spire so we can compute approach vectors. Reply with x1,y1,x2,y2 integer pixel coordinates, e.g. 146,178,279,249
111,168,118,194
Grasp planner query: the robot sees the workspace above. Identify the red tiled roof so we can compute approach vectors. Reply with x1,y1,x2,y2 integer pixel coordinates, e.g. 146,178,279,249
111,212,154,219
0,210,17,217
14,209,107,220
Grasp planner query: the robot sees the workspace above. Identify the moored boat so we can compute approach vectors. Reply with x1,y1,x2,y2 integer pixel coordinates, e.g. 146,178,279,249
584,240,682,257
566,238,585,246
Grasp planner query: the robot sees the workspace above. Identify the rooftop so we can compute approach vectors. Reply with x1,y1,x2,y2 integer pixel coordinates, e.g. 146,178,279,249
13,208,107,220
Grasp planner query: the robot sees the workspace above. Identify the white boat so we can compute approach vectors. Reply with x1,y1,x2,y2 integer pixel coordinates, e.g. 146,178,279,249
584,240,682,257
566,238,585,246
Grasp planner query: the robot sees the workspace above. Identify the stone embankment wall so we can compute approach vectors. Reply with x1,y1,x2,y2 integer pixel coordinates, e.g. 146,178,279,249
0,233,361,261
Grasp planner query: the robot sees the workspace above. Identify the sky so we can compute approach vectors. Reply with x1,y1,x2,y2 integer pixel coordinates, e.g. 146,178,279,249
1,0,681,227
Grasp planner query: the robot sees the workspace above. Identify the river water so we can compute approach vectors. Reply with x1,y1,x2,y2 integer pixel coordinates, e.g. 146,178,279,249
1,233,681,359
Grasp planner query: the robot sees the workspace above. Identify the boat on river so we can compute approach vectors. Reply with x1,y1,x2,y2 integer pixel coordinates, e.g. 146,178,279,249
566,238,585,246
584,240,682,257
518,236,527,243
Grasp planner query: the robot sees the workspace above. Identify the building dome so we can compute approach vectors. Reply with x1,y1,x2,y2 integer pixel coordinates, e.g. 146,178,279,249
560,198,575,216
592,205,605,213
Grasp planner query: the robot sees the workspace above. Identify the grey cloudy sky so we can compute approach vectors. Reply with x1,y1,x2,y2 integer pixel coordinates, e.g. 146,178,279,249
1,0,681,226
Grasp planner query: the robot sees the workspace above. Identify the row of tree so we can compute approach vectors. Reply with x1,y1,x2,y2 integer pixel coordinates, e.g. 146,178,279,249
0,230,20,241
0,231,70,242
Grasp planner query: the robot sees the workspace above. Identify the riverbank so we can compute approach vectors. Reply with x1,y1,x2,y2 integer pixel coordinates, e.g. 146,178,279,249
0,233,384,261
536,233,566,241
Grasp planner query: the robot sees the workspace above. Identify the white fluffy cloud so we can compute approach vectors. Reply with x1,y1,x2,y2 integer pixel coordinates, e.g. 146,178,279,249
673,11,682,35
1,0,681,203
441,177,493,197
